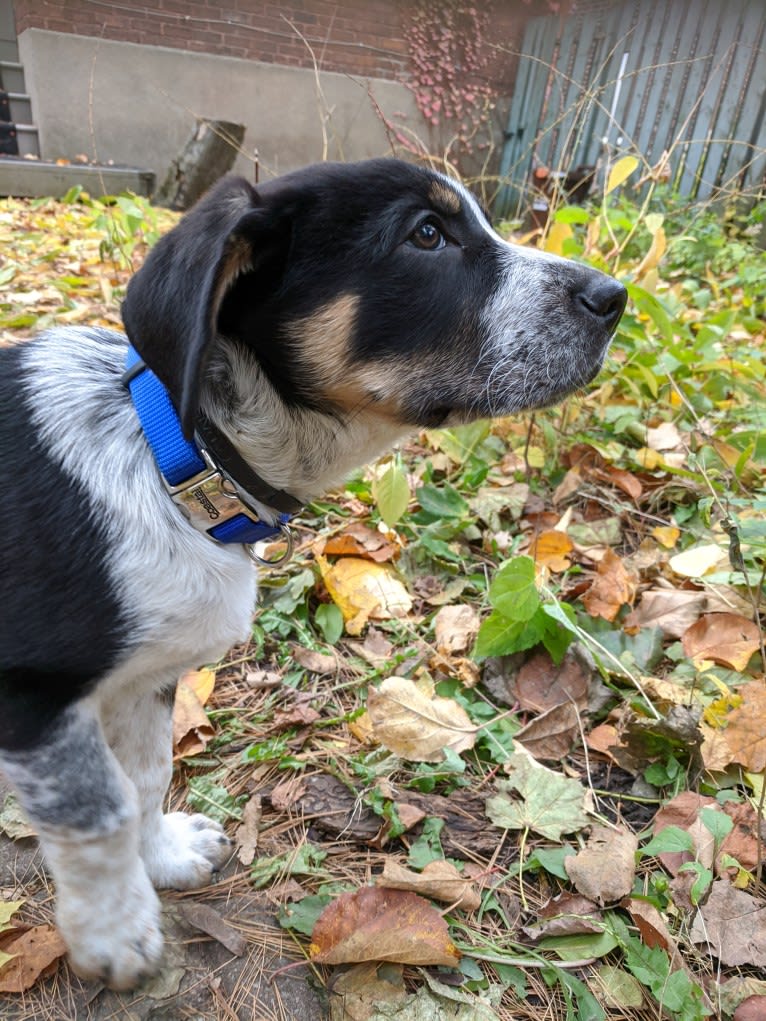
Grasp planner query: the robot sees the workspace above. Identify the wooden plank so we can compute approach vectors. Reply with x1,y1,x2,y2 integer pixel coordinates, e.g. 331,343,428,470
685,0,747,197
673,0,726,193
711,1,766,195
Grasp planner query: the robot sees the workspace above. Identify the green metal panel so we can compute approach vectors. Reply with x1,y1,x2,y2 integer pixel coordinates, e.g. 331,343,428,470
496,0,766,215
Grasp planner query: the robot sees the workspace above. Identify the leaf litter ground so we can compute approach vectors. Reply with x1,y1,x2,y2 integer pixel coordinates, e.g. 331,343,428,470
1,190,765,1021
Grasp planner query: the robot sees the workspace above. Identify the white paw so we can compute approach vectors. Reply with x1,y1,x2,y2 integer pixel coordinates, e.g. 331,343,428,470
141,812,232,889
59,861,164,990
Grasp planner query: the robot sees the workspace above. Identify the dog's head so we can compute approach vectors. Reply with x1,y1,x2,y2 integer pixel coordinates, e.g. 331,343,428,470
122,159,625,439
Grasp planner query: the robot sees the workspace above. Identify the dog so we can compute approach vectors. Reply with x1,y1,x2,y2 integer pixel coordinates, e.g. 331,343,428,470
0,157,626,989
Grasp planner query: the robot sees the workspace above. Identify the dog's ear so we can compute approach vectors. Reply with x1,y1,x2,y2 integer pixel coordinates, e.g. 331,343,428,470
122,176,288,437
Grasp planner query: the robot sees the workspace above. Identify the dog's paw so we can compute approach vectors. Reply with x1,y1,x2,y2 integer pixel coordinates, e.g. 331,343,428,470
142,812,232,889
59,864,164,990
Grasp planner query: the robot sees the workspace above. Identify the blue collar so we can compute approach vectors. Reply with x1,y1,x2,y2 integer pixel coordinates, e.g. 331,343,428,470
124,345,293,553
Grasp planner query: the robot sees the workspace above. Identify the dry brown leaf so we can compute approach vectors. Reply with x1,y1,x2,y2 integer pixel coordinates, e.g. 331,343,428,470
515,649,590,713
651,792,715,875
725,684,766,772
514,702,579,760
690,880,766,967
530,529,574,572
734,996,766,1021
524,893,602,940
293,646,338,675
699,722,733,773
321,522,399,563
564,825,638,905
318,556,412,635
178,902,247,956
0,924,66,992
625,898,671,951
376,859,481,911
553,467,582,504
172,669,216,757
682,612,761,671
392,802,427,833
585,722,622,762
625,589,717,639
309,887,461,966
270,777,308,813
718,802,766,875
235,795,261,866
328,962,407,1020
433,604,480,655
269,703,321,733
582,549,636,622
366,677,477,763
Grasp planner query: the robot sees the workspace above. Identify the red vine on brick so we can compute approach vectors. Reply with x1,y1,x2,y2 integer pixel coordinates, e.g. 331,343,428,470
402,0,496,162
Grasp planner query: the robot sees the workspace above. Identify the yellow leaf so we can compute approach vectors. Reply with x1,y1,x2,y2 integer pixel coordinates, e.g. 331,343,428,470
180,667,216,706
542,221,573,256
636,225,666,278
669,543,728,579
605,156,639,195
0,900,24,934
317,556,412,635
652,525,680,549
366,676,477,762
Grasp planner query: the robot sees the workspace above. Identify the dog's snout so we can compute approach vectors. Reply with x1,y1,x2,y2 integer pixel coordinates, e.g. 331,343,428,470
576,275,627,329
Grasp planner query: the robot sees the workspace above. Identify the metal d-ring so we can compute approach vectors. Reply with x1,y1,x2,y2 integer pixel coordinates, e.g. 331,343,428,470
247,523,294,567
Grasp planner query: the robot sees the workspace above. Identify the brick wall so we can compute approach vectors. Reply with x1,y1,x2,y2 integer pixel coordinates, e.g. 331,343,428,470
13,0,521,89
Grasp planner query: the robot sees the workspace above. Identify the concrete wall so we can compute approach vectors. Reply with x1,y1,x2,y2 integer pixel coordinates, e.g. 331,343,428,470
17,28,428,184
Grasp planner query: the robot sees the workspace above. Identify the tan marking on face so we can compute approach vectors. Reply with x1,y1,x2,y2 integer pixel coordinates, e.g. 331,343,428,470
287,293,360,382
429,181,462,216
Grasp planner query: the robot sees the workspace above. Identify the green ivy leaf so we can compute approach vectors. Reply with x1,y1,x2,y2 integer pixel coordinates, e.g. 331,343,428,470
372,459,410,527
488,556,539,621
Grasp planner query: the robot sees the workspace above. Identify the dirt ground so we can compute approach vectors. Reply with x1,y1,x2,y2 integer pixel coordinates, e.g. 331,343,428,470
0,778,327,1021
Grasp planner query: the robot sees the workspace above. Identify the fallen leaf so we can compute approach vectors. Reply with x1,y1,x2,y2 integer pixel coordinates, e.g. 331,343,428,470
433,604,479,655
682,612,761,671
328,962,407,1020
699,722,733,772
734,996,766,1021
524,893,603,939
0,924,66,992
625,898,672,951
725,684,766,772
486,749,591,841
0,901,24,935
646,421,683,451
376,859,481,911
582,549,636,621
585,722,622,761
592,964,644,1009
293,646,338,675
719,977,766,1019
318,556,412,635
173,669,216,756
366,677,477,763
178,902,247,956
270,777,308,812
530,529,574,571
321,522,399,563
0,796,35,840
349,626,394,666
269,703,321,733
690,880,766,967
564,826,638,905
309,887,460,966
235,795,261,866
514,701,579,760
650,791,716,875
515,648,590,713
652,525,680,548
669,543,728,578
625,589,724,639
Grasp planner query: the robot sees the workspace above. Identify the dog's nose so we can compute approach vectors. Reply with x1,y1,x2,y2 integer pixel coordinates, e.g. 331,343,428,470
576,276,627,329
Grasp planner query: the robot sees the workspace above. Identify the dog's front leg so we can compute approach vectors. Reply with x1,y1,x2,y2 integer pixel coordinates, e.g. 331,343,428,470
0,701,163,988
102,681,232,890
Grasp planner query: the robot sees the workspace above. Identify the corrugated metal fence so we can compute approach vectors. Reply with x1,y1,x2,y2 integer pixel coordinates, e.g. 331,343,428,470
496,0,766,216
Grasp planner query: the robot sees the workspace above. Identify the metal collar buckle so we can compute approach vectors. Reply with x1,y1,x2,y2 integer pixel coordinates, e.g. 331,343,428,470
163,448,243,532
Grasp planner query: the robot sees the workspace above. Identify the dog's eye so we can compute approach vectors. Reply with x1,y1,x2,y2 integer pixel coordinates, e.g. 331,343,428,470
409,220,445,251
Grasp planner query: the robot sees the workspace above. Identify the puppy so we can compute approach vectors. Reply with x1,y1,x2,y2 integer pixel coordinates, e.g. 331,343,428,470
0,158,625,988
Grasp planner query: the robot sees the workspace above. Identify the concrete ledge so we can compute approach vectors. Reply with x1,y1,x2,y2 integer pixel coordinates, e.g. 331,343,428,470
0,157,155,197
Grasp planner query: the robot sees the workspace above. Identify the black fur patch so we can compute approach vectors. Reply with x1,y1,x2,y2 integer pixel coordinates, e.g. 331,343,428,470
0,345,130,751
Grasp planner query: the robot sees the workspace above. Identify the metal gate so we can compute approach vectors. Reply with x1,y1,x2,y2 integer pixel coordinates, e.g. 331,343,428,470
496,0,766,216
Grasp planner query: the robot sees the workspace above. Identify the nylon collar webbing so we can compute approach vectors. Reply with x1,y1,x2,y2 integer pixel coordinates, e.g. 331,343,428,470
124,345,292,546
